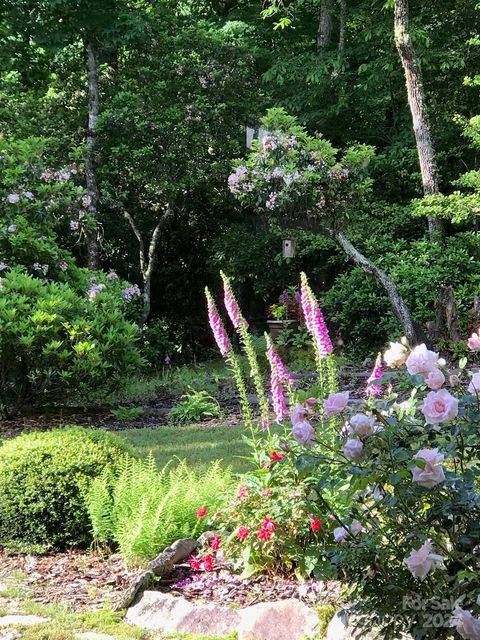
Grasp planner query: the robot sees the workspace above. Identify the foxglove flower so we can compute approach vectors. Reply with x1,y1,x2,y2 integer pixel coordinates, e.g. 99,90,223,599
266,336,294,384
366,353,382,396
300,272,333,357
221,272,248,329
205,288,230,357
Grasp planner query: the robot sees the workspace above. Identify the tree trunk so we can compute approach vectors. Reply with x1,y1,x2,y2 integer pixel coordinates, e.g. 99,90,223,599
317,0,333,50
124,210,165,328
84,34,101,269
334,231,424,344
337,0,346,66
393,0,443,241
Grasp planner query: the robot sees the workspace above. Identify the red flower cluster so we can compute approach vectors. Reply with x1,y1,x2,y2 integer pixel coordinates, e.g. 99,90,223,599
236,485,249,500
189,554,215,572
270,451,285,462
310,518,322,532
196,506,207,518
257,517,276,541
209,535,221,551
237,526,250,541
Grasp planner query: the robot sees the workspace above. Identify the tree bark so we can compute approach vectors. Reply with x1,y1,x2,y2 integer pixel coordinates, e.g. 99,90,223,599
334,230,424,344
84,34,101,269
317,0,333,50
124,210,165,328
337,0,346,66
394,0,443,241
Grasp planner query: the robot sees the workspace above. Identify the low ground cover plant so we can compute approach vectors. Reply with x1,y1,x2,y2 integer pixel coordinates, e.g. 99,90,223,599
168,388,221,423
204,272,480,640
0,427,132,550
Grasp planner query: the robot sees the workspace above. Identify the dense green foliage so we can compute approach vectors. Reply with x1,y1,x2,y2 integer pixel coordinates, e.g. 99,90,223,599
87,456,233,565
0,427,132,550
1,0,479,361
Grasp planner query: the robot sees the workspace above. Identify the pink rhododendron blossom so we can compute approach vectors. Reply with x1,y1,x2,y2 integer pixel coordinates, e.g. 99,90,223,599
468,372,480,394
421,389,458,424
406,344,439,376
366,354,382,396
425,368,445,390
404,540,444,580
451,607,480,640
292,420,315,446
291,403,308,424
468,330,480,352
333,527,349,543
342,439,363,462
323,391,349,418
383,341,408,367
411,448,445,488
349,414,375,439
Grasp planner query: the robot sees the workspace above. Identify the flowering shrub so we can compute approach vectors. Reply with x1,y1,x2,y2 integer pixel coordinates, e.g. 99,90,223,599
0,269,144,417
206,272,480,639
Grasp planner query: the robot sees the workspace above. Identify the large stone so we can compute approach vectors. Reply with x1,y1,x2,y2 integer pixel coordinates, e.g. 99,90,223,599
0,615,49,626
326,609,414,640
126,591,241,636
127,591,319,640
0,630,20,640
237,598,319,640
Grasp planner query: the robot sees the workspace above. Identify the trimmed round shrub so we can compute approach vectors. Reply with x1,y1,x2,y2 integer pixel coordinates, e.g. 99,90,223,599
0,426,133,550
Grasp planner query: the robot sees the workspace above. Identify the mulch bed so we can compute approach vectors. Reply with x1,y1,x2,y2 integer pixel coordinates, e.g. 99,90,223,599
0,549,140,610
155,565,342,608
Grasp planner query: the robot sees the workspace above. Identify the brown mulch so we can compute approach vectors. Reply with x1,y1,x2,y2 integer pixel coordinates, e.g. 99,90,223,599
155,565,343,609
0,548,140,610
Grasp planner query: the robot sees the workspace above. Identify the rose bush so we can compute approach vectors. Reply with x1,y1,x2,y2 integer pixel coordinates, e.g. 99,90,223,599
206,274,480,640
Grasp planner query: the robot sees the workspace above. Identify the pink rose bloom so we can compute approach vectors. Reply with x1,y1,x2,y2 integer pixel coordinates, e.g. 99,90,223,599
290,403,308,425
384,341,408,367
404,540,443,580
451,607,480,640
292,420,315,446
342,439,363,462
411,448,445,488
468,372,480,394
349,413,375,439
406,344,439,376
323,391,349,418
425,368,445,390
421,389,458,424
333,527,349,543
350,520,363,536
468,330,480,352
449,374,460,387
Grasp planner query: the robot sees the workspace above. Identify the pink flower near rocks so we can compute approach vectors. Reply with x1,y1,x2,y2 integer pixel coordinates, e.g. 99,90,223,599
333,527,349,543
342,439,363,462
421,389,458,424
323,391,349,418
348,414,375,439
292,420,315,446
468,330,480,352
406,344,439,376
411,448,445,488
425,368,445,390
468,372,480,394
404,540,443,580
383,341,408,367
451,607,480,640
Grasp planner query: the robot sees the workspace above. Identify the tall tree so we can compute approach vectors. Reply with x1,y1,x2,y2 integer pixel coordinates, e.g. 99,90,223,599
393,0,443,240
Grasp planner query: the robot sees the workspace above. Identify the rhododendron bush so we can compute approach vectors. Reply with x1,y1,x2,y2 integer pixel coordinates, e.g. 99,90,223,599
206,275,480,640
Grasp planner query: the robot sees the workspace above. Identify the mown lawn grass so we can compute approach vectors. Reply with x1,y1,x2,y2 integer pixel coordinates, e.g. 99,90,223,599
121,423,252,474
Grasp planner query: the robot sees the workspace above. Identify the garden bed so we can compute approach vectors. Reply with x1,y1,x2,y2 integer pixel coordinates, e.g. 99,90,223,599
155,565,342,609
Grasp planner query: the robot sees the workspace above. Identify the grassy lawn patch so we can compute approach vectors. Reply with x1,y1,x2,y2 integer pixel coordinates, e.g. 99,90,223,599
122,423,253,474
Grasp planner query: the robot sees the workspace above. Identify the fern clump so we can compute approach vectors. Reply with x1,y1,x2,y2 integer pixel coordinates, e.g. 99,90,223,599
87,455,232,566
